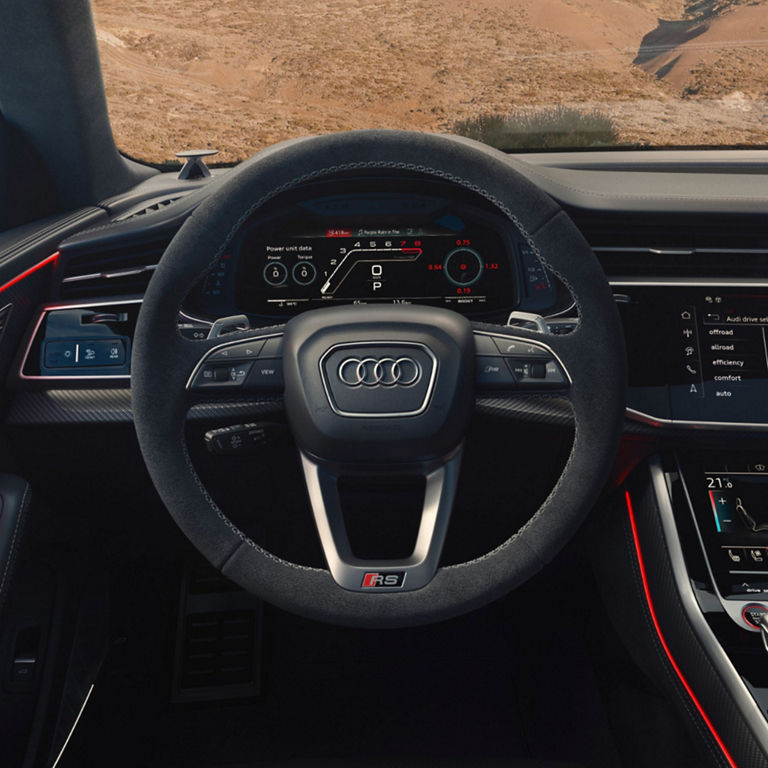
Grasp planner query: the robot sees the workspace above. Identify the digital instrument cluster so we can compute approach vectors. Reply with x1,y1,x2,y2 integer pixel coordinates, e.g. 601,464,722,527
187,178,567,323
235,225,514,315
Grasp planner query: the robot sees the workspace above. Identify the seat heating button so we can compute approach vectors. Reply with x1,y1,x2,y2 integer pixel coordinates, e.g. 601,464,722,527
749,547,767,565
724,547,745,567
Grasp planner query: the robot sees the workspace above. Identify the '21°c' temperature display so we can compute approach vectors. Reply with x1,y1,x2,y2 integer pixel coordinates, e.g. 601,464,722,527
234,226,517,316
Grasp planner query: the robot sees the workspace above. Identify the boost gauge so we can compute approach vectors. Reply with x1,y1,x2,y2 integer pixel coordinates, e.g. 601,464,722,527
444,247,483,286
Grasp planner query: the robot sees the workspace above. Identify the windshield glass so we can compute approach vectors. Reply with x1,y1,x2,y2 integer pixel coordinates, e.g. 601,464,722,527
91,0,768,164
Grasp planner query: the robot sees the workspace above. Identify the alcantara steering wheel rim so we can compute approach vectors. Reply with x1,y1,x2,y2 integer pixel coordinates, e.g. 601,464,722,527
131,130,626,628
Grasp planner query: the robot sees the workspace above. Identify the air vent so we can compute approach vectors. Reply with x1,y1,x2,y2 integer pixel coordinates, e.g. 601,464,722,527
60,240,170,299
113,195,182,223
565,209,768,280
596,247,768,280
570,209,768,251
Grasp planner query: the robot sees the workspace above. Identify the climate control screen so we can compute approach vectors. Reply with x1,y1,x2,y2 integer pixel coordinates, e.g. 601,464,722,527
234,224,515,316
682,454,768,599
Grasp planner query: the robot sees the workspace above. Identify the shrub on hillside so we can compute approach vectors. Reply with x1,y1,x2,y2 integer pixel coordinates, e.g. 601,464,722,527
451,107,619,150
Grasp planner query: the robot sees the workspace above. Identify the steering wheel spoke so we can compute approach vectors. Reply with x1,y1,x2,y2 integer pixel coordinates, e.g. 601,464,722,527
300,449,462,592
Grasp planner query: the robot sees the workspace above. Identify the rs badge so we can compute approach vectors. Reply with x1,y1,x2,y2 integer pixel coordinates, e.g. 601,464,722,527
361,571,406,588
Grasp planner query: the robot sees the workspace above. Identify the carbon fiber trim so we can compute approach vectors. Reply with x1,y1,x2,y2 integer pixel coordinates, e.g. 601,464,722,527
476,395,574,427
4,388,666,431
476,396,660,436
10,391,575,426
188,398,283,421
4,389,283,425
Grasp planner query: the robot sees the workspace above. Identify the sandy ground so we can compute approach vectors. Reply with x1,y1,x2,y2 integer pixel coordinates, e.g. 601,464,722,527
90,0,768,164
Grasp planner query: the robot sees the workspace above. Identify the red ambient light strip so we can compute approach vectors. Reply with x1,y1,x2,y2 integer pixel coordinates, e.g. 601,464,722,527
0,252,59,294
625,489,738,768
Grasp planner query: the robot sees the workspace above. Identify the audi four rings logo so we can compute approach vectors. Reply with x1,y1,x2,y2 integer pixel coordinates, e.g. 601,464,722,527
338,356,422,387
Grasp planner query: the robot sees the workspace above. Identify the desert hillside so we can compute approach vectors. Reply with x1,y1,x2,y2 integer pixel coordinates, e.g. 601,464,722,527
91,0,768,163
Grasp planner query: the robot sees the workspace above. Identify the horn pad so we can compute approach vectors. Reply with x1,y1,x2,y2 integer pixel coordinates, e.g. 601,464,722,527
282,304,475,467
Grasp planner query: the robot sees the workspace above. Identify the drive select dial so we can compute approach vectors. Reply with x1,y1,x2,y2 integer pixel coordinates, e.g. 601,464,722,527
444,248,483,286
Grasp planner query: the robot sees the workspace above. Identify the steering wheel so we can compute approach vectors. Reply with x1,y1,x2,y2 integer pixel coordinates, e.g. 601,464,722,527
131,130,626,628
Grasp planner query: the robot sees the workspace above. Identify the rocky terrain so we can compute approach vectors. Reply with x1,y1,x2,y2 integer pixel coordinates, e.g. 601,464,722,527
90,0,768,163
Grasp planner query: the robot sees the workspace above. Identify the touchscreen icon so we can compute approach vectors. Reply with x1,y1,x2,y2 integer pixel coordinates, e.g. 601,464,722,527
728,549,742,563
681,310,692,320
686,364,698,375
735,497,768,533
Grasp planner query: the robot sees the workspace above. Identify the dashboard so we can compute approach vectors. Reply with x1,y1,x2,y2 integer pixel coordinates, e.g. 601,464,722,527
12,166,768,437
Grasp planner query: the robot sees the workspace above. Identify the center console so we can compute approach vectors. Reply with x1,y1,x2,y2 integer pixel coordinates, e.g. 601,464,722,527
594,454,768,768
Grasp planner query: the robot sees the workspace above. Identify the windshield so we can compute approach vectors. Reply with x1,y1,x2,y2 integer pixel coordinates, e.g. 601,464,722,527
91,0,768,164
